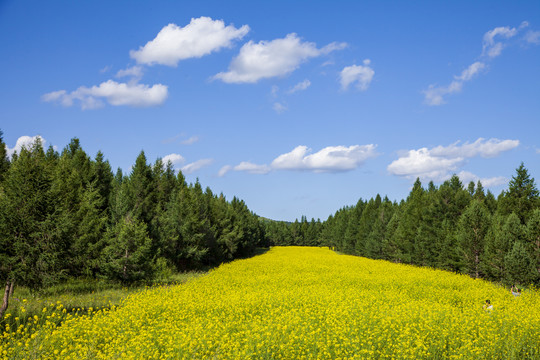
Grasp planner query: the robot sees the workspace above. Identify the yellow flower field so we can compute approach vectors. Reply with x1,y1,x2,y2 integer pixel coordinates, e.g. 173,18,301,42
2,246,540,359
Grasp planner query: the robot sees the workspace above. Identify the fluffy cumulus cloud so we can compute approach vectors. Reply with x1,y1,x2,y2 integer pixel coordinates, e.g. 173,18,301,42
42,80,168,109
5,135,47,158
340,60,375,91
424,21,535,106
181,159,213,174
387,138,519,183
219,144,377,176
130,17,249,66
214,33,346,83
162,153,185,166
272,145,378,172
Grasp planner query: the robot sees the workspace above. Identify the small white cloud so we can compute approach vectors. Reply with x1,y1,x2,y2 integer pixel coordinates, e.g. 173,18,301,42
482,24,520,58
273,102,287,114
130,17,249,67
214,33,346,83
100,65,112,73
181,158,213,174
116,65,144,82
424,22,534,106
424,62,485,106
525,30,540,44
6,135,46,158
430,138,519,159
181,136,199,145
219,144,377,176
162,153,185,166
42,80,168,109
388,138,519,182
340,60,374,91
218,165,233,177
271,144,378,173
456,171,508,187
234,161,271,174
387,148,464,180
287,79,311,94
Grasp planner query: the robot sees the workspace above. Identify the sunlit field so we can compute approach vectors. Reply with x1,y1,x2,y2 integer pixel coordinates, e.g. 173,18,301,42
2,247,539,359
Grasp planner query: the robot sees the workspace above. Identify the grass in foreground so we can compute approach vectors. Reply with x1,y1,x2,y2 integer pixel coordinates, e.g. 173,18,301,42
2,247,540,359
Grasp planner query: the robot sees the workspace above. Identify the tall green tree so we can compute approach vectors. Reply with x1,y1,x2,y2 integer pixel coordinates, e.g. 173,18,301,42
498,163,539,224
457,200,490,278
0,138,60,318
0,130,9,182
102,216,154,283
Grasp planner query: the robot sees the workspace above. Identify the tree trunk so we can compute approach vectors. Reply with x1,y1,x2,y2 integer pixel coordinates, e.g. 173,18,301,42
8,281,15,298
0,280,11,320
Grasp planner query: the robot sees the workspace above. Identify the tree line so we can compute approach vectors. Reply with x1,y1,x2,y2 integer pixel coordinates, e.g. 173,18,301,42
1,130,539,318
0,132,266,317
267,165,540,288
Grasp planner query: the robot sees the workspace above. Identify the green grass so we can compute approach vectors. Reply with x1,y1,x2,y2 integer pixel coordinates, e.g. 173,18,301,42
0,272,207,337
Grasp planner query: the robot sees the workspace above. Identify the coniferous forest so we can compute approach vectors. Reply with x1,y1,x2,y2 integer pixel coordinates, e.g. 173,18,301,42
1,131,539,312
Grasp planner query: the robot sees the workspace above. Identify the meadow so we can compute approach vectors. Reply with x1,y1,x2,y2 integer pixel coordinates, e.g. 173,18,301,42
2,246,540,359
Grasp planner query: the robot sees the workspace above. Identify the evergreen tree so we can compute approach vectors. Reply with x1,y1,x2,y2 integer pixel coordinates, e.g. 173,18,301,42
392,178,425,263
102,216,154,283
0,138,61,318
0,130,9,182
525,209,540,284
498,163,539,224
457,200,490,278
482,213,525,282
504,241,537,286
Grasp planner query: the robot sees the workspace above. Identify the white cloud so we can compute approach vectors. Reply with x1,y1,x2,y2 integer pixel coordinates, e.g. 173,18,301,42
214,33,346,83
430,138,519,158
525,30,540,44
5,135,46,158
181,136,199,145
387,148,464,180
272,144,378,172
482,24,521,58
388,138,519,183
424,21,534,106
424,62,485,106
340,60,374,91
42,80,168,109
181,159,213,174
130,17,249,66
218,165,233,177
234,161,271,174
162,153,185,166
223,144,377,176
273,102,287,114
456,171,508,188
288,79,311,94
116,65,144,82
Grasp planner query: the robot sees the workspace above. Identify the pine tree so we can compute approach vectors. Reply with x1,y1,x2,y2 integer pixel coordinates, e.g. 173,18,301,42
0,130,9,182
457,200,490,278
504,241,537,286
102,216,154,283
482,213,525,282
525,209,540,284
392,178,425,263
498,163,539,224
0,138,60,317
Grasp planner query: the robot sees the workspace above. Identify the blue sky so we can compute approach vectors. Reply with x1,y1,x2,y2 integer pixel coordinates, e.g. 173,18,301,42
1,1,539,221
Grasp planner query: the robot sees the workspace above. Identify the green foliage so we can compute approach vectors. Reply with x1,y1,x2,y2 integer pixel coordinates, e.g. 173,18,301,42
102,216,154,283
